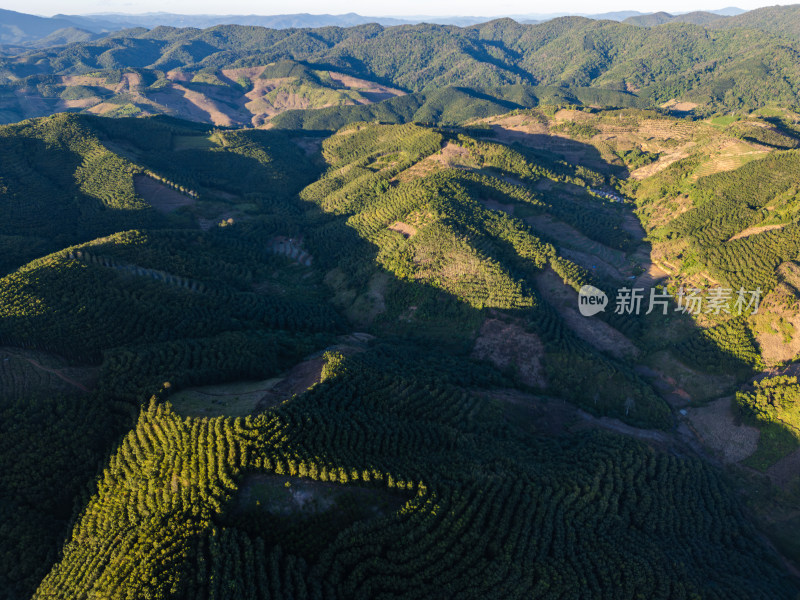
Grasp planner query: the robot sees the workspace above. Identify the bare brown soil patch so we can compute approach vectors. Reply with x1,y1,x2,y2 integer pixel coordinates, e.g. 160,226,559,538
553,109,595,123
327,72,405,102
388,221,417,238
169,83,238,126
393,142,469,182
475,114,549,145
682,270,720,289
165,70,193,83
243,77,335,124
433,142,474,167
751,288,800,365
692,140,769,179
686,397,759,463
115,72,142,93
634,262,670,289
133,174,195,214
660,100,699,112
85,101,120,115
477,113,548,130
220,66,267,80
255,335,371,411
779,261,800,292
729,223,786,241
628,118,697,140
620,212,645,238
264,89,316,111
472,318,546,388
630,149,691,180
58,97,101,110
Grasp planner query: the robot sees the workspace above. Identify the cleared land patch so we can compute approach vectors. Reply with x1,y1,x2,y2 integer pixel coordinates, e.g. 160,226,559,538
393,142,473,182
472,318,546,388
227,473,411,559
388,221,417,238
634,261,670,289
169,378,283,417
640,351,734,402
767,447,800,489
751,301,800,366
133,174,195,213
535,269,640,359
235,474,407,517
729,223,786,241
326,72,405,103
692,140,769,179
686,397,760,463
255,356,328,411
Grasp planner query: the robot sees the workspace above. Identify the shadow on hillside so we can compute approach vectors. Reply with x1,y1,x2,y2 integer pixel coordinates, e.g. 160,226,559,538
5,118,760,423
0,116,772,600
510,137,753,392
0,132,180,273
290,132,758,432
475,133,757,390
491,128,629,178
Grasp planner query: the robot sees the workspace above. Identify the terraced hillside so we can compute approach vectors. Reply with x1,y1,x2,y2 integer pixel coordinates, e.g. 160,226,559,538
2,110,800,598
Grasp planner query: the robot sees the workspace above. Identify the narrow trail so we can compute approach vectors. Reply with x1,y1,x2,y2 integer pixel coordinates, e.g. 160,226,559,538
9,353,91,393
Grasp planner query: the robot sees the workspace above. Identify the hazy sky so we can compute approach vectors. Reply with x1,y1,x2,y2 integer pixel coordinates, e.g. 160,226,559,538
4,0,796,17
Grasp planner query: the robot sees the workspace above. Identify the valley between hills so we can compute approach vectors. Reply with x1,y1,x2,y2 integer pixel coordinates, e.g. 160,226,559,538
3,9,800,599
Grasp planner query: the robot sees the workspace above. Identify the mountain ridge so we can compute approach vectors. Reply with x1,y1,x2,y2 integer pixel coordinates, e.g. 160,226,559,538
2,14,800,125
0,6,752,46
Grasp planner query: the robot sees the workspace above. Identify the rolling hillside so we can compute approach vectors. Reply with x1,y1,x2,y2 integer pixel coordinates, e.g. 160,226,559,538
3,101,800,596
3,15,800,126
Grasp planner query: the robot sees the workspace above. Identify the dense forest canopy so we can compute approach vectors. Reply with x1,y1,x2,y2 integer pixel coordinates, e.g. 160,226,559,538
3,9,800,126
2,11,800,599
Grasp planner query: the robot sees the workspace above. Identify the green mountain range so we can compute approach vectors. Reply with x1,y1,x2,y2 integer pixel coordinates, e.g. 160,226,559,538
3,13,800,600
3,10,800,126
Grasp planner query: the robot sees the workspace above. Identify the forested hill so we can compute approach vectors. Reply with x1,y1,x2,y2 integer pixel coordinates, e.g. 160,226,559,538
691,4,800,41
3,109,800,600
2,14,800,125
6,11,800,598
